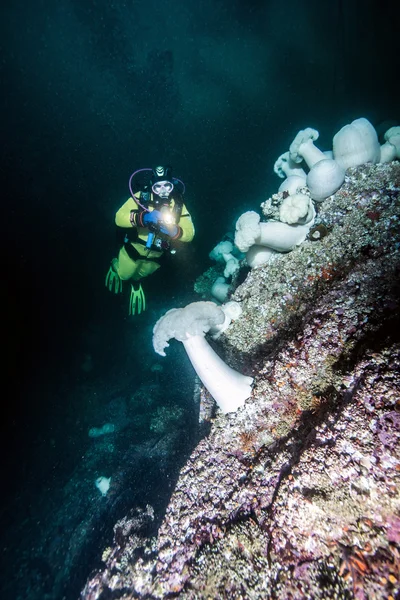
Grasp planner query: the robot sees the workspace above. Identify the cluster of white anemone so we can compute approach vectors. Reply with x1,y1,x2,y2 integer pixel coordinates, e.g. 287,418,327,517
154,118,398,416
208,239,241,303
235,117,399,267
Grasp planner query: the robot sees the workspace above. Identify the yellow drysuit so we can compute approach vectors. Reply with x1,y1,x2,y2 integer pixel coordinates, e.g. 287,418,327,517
105,191,195,313
113,191,195,280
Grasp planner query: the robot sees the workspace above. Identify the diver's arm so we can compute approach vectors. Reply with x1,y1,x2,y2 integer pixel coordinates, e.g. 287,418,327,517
177,203,195,242
115,197,140,228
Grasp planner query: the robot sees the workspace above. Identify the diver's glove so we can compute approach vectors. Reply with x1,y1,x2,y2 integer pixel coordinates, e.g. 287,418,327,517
142,210,162,229
142,211,179,238
105,259,123,294
129,283,146,315
159,222,179,238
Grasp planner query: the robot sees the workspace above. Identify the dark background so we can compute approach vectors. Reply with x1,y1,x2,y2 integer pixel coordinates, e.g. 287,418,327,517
0,0,399,576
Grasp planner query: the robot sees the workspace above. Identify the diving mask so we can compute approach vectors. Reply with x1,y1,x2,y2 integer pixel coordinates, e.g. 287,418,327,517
152,180,174,199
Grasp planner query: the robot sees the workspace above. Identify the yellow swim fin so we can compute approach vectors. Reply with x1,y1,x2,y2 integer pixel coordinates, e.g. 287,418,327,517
105,259,123,294
129,283,146,315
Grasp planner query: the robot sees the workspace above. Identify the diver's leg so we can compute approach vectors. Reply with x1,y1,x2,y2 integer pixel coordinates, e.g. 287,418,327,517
110,247,161,314
131,259,161,280
129,259,161,315
114,246,140,280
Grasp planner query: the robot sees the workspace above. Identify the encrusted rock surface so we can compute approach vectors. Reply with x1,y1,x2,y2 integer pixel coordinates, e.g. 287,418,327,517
227,162,400,358
81,162,400,600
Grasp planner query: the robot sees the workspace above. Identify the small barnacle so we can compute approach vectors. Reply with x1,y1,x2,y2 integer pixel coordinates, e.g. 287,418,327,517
238,430,258,454
309,223,329,241
310,395,323,413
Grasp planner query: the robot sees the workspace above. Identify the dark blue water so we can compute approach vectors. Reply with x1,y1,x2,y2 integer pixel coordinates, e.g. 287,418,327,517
1,1,399,598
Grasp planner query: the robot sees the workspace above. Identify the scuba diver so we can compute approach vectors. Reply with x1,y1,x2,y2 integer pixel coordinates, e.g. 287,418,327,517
105,165,195,315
